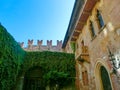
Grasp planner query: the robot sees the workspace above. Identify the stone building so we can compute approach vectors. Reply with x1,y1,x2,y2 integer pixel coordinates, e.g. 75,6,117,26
62,0,120,90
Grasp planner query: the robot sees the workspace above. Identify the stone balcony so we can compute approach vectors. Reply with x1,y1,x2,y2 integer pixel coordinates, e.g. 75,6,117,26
75,46,89,62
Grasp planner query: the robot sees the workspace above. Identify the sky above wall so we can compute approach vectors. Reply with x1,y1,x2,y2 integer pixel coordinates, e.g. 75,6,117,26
0,0,75,47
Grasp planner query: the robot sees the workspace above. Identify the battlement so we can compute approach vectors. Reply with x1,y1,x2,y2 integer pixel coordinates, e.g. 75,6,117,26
19,40,63,52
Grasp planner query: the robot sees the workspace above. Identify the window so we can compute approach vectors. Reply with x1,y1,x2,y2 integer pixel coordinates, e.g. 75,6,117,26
96,10,104,28
82,71,89,85
89,20,96,38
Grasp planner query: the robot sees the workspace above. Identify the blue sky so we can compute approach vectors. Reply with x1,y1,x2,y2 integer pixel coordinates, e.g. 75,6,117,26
0,0,75,46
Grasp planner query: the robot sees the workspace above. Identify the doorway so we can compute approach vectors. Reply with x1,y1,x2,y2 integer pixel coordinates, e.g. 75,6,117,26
100,66,112,90
23,67,45,90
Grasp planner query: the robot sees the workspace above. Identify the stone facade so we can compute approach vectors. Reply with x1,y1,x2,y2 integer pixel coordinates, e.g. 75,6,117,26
19,40,63,52
62,0,120,90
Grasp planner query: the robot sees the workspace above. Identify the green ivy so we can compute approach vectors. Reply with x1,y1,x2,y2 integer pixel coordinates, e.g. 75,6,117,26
44,70,70,87
0,24,75,89
0,25,25,90
23,51,75,88
70,42,76,53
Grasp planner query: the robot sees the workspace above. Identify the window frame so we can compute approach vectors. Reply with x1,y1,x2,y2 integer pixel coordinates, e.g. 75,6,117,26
89,20,96,39
96,10,104,29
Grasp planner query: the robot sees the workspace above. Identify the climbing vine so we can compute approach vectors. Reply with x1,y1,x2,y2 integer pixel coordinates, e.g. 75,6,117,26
23,51,75,88
70,42,76,53
0,24,75,89
0,25,25,90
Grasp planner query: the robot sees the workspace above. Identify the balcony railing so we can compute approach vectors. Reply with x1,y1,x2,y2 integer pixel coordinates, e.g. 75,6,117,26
76,46,89,62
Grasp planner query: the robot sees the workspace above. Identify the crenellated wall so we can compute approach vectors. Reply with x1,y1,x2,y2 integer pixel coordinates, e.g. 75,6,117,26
19,40,63,52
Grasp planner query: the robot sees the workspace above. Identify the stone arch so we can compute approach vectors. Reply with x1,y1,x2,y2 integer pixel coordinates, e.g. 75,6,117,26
94,59,113,90
23,66,45,90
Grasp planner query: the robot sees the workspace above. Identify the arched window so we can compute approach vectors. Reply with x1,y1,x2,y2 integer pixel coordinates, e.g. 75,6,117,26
96,10,104,28
89,20,96,38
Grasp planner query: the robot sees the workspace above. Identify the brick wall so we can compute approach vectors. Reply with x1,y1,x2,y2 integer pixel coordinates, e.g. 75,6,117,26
65,0,120,89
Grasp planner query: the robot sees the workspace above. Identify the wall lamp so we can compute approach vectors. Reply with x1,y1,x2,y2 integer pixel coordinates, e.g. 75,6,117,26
107,46,120,75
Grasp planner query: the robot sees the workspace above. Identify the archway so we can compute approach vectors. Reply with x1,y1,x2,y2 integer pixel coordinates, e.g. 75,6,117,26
23,66,45,90
94,61,113,90
100,66,112,90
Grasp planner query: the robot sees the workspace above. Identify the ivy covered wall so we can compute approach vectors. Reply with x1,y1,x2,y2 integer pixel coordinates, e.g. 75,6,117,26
0,24,75,90
23,51,75,89
0,25,25,90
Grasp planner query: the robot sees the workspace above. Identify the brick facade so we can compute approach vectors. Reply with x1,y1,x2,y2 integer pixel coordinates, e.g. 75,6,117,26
63,0,120,90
